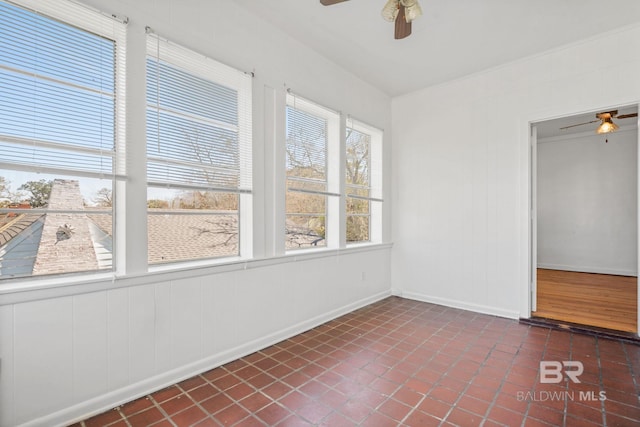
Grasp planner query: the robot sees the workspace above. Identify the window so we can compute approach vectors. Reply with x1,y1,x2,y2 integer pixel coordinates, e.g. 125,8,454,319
285,93,340,250
0,0,126,279
346,118,383,244
146,32,252,264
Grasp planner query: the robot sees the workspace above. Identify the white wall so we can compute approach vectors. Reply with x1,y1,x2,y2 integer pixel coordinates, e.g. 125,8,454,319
0,249,390,427
0,1,393,426
537,128,638,276
391,23,640,319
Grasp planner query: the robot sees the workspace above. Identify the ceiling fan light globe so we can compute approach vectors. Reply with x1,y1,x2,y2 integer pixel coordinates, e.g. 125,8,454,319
381,0,399,22
596,118,619,134
401,0,423,22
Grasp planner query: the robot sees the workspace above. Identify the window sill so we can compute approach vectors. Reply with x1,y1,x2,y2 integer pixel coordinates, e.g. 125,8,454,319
0,242,393,305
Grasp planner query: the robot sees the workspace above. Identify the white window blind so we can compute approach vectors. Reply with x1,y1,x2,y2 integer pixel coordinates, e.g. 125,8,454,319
146,32,252,194
0,0,127,180
285,93,340,198
0,0,126,280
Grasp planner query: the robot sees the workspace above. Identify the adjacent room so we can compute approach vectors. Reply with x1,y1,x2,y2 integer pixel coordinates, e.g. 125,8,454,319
0,1,639,426
533,108,638,334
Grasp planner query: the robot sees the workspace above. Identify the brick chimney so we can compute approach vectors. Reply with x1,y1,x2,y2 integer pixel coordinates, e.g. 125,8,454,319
32,179,99,275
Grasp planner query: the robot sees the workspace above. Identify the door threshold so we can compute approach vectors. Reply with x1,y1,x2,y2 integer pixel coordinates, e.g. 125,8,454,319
520,316,640,345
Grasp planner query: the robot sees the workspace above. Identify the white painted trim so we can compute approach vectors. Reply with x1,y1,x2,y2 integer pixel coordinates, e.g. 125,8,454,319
0,243,393,305
537,264,637,278
21,290,392,427
530,125,538,313
529,103,640,334
400,291,520,320
637,106,640,336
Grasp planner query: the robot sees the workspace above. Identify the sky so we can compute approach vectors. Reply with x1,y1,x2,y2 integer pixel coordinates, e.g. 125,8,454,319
0,1,115,205
0,1,242,207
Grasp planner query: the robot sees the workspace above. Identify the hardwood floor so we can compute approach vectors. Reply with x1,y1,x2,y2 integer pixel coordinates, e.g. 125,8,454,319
534,269,638,333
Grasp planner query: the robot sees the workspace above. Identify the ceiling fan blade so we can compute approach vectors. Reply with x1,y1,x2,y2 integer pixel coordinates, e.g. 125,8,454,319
559,119,599,130
395,4,412,39
320,0,349,5
616,113,638,119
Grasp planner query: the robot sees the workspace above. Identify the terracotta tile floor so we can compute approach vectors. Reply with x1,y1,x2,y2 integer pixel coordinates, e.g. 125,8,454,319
73,297,640,426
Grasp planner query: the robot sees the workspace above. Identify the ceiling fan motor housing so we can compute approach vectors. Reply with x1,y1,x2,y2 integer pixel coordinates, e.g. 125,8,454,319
322,0,422,40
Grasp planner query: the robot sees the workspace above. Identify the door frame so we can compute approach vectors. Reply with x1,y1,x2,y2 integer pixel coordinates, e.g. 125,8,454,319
530,125,537,313
528,105,640,335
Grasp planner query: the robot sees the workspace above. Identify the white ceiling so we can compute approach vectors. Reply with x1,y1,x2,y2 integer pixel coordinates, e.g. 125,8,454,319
234,0,640,97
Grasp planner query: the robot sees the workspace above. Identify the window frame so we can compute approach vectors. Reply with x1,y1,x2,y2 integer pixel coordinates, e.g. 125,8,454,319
0,0,388,291
345,118,383,245
0,0,127,280
145,31,253,265
284,92,341,251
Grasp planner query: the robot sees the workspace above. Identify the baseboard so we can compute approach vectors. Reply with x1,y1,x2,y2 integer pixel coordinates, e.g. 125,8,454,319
400,291,520,320
25,290,392,427
390,287,402,296
537,263,637,277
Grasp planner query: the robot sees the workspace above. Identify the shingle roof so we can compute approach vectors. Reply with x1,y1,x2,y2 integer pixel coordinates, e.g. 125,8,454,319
1,179,325,278
0,213,44,247
0,214,45,278
88,211,239,264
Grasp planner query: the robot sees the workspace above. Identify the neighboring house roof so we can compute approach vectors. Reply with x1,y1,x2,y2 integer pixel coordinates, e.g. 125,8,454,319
148,212,239,263
0,214,45,278
0,213,43,246
88,212,240,264
0,180,109,279
32,180,101,276
0,179,246,279
1,179,323,279
285,221,325,248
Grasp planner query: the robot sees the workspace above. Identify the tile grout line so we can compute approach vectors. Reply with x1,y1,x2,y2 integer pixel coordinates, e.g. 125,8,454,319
148,392,179,427
595,337,607,427
391,311,506,426
474,318,533,427
75,298,638,427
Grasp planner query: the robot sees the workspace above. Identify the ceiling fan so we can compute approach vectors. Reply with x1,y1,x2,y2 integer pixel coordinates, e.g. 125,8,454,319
560,110,638,134
320,0,423,40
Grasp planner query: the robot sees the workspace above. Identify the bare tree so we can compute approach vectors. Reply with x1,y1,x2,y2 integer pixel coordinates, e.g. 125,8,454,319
190,217,238,250
92,187,113,207
183,127,239,209
346,129,371,242
345,128,370,188
164,127,242,252
0,176,11,208
284,110,330,247
286,124,327,180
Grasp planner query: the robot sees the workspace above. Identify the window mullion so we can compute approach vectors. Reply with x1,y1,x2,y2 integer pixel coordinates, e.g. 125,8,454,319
120,27,147,275
336,113,347,249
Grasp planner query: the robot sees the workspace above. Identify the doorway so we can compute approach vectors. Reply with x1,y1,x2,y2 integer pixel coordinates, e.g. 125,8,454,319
531,106,639,334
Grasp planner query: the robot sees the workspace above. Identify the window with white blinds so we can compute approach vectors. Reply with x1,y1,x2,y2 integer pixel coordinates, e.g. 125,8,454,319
146,32,252,264
0,0,126,279
0,0,125,179
346,117,383,244
285,93,339,249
